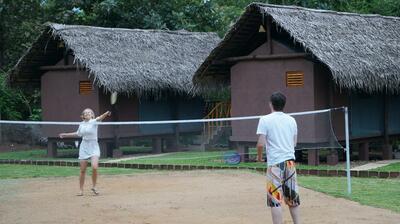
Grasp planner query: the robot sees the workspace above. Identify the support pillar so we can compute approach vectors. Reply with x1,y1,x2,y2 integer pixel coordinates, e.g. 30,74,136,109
327,149,338,165
165,137,178,152
237,144,249,162
99,141,107,158
383,144,393,160
295,150,303,163
152,137,162,154
47,139,57,158
99,141,113,158
358,142,369,161
308,149,319,166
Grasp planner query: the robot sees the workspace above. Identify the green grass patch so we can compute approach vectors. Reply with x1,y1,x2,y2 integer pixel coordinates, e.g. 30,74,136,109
122,151,260,168
0,149,359,171
0,164,147,179
121,150,351,170
0,149,110,161
371,162,400,172
119,146,152,154
299,176,400,213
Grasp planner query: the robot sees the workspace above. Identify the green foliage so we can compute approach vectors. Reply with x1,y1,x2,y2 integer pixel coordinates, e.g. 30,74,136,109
28,108,42,121
0,72,25,120
0,0,43,70
203,87,231,102
1,0,400,120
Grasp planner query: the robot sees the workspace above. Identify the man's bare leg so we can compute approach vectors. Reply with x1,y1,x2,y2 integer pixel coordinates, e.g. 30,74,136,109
271,206,283,224
289,205,300,224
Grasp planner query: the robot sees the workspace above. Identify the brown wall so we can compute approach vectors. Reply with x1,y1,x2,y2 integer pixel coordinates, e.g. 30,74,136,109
41,64,100,136
230,41,315,142
41,57,140,138
251,41,293,55
98,92,140,138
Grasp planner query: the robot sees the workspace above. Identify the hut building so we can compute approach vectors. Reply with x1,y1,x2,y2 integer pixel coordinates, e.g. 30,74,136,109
193,3,400,164
9,23,220,157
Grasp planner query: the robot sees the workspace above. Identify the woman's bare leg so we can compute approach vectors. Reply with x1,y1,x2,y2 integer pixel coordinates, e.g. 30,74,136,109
79,160,88,195
91,156,99,189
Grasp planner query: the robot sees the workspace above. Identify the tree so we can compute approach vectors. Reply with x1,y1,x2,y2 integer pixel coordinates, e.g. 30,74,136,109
1,0,400,120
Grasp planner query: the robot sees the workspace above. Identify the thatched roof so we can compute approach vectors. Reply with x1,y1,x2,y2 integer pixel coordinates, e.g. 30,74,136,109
193,3,400,93
10,23,220,96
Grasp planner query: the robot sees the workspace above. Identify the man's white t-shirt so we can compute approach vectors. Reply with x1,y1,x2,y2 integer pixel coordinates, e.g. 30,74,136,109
256,112,297,166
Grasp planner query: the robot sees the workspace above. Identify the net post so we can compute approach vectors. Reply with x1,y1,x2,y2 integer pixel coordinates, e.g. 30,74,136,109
344,107,351,196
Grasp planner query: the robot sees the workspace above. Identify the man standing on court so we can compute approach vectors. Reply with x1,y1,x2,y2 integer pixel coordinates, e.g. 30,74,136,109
256,92,300,224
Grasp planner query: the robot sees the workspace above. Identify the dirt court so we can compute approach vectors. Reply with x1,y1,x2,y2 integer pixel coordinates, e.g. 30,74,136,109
1,170,399,224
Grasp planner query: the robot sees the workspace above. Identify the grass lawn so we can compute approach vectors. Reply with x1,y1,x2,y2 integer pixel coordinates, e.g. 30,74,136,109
371,162,400,172
0,149,381,171
121,150,355,170
120,146,152,154
0,146,152,161
299,175,400,213
0,164,148,179
0,149,81,161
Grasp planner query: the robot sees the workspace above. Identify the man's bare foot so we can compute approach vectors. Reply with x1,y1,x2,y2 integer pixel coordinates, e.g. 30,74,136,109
91,188,99,195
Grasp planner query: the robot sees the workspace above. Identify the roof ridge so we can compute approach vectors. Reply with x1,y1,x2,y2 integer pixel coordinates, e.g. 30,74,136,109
251,2,400,20
48,23,218,36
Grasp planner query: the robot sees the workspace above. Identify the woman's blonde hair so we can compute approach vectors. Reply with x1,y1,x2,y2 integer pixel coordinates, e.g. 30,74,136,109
81,108,95,120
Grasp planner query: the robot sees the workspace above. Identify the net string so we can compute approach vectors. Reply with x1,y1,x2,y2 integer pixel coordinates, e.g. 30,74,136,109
0,107,345,125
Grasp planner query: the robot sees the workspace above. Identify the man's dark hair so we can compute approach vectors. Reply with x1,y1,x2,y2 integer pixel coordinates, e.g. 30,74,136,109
270,92,286,111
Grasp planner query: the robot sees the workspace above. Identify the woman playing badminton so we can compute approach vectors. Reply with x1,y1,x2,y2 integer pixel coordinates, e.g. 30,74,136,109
59,108,111,196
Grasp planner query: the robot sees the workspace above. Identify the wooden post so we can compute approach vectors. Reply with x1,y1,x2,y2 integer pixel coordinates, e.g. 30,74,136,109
99,140,108,158
327,150,339,165
266,16,273,55
237,144,249,162
358,142,369,161
308,149,319,166
47,139,57,158
152,137,162,154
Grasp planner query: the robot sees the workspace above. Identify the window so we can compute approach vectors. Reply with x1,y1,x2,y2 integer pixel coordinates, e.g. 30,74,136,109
79,81,92,95
286,71,304,87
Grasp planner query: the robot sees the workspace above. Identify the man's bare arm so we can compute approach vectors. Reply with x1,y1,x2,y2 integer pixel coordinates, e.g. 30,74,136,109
257,134,266,162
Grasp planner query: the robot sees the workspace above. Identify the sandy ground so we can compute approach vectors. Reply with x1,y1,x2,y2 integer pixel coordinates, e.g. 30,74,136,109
0,170,399,224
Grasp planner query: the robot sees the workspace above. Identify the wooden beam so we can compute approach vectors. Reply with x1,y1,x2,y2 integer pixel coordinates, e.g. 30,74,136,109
39,65,83,71
266,16,273,54
217,53,309,63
